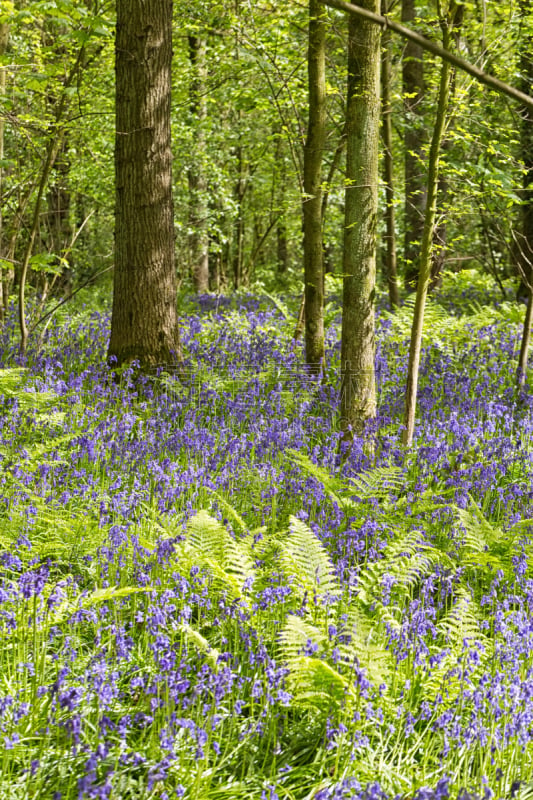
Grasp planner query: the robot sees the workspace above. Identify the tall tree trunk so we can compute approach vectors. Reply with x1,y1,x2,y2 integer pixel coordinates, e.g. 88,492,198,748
340,0,381,440
108,0,180,369
402,0,426,291
381,1,399,309
429,2,463,292
188,34,209,294
46,135,72,295
303,0,327,373
517,0,533,388
403,20,452,446
232,139,246,290
0,22,9,325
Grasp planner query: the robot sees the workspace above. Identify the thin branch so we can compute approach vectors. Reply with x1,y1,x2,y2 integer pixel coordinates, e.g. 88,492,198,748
29,264,113,334
322,0,533,111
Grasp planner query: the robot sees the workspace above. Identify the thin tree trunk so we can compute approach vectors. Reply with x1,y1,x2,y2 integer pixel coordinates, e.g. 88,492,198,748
381,2,399,309
232,140,246,290
46,135,72,295
518,290,533,388
188,35,209,294
403,22,452,446
293,294,306,341
429,2,463,292
0,22,8,326
303,0,327,373
402,0,426,292
108,0,180,368
19,134,64,354
516,0,533,388
340,0,381,441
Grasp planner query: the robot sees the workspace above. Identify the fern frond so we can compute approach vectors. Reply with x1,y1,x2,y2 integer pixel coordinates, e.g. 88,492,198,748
356,530,452,609
185,511,255,599
278,614,327,661
421,589,493,707
336,607,394,686
287,449,404,512
286,449,348,509
280,516,339,603
348,466,404,500
279,615,352,708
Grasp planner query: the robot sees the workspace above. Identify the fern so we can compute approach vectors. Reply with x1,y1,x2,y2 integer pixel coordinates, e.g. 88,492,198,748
287,449,403,513
183,511,255,600
280,516,339,604
278,615,353,708
419,588,493,707
453,496,533,585
356,529,453,611
335,607,394,686
0,367,57,410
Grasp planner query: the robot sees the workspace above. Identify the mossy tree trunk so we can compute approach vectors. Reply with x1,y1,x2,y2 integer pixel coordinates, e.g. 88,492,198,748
381,1,399,309
402,0,426,292
188,34,210,294
303,0,327,373
340,0,381,440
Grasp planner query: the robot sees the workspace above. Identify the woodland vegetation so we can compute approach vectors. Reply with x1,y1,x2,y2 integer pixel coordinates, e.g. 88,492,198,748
1,0,533,798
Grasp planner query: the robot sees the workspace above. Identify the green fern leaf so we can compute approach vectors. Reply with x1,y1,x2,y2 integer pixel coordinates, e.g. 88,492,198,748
280,516,339,603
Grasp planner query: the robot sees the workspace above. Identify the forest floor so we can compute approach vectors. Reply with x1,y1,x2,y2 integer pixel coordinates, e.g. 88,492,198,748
0,271,532,799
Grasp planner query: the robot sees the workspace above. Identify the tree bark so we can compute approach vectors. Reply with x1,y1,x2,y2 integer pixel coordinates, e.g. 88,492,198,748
188,34,209,294
232,140,246,290
517,0,533,388
303,0,327,373
403,22,452,446
402,0,426,292
0,22,9,326
46,135,72,295
381,2,399,309
108,0,180,369
340,0,380,440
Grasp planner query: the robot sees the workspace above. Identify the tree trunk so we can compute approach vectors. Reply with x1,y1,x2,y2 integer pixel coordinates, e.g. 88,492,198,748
402,0,426,291
277,220,288,275
381,2,399,309
303,0,327,373
403,23,452,446
517,0,533,388
188,34,209,294
108,0,180,369
429,2,463,292
46,136,72,295
0,22,9,326
232,141,246,290
340,1,380,440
